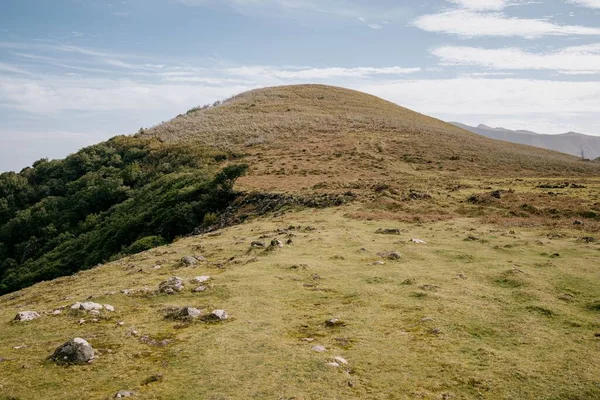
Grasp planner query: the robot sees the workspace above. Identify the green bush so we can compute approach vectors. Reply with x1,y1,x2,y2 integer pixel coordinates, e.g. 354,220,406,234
123,235,166,255
203,212,218,227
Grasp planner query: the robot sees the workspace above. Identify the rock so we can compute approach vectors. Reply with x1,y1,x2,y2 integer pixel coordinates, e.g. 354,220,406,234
430,328,442,335
377,251,401,260
14,311,40,322
376,228,402,235
104,304,115,312
89,310,100,316
372,261,385,266
269,239,283,249
159,277,184,294
117,321,125,326
78,319,86,325
205,309,228,321
72,302,103,311
573,220,583,226
181,256,198,266
165,307,202,321
595,333,600,338
312,345,326,353
302,338,315,342
421,317,434,322
250,241,266,248
419,284,439,291
193,285,207,293
115,390,135,398
402,278,416,285
52,310,62,316
120,289,134,295
334,356,349,365
326,362,340,367
456,273,468,280
50,338,94,365
191,276,210,284
286,238,293,245
325,318,345,327
411,238,427,244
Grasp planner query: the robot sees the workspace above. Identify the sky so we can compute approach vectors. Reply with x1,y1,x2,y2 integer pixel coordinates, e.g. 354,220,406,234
1,0,599,171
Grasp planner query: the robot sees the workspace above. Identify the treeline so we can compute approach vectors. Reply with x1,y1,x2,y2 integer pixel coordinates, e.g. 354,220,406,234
0,135,247,294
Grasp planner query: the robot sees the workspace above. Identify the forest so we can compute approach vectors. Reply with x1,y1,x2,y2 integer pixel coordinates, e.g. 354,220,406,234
0,135,247,294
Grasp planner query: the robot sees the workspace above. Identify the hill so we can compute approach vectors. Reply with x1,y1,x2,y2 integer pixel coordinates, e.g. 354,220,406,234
451,122,600,160
1,85,600,399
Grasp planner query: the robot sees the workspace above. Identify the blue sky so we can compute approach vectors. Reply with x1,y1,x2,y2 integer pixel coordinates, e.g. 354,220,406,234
1,0,599,171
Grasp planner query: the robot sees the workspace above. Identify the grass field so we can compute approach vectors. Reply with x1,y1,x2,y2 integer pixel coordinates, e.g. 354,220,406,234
1,199,599,399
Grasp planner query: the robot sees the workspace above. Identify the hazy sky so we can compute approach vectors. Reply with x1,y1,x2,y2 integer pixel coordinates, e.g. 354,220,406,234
1,0,599,171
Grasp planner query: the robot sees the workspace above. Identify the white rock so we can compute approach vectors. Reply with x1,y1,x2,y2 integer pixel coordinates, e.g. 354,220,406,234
192,276,211,284
312,345,326,353
372,261,385,265
411,238,427,244
52,310,62,316
334,356,349,365
71,302,82,310
73,302,103,311
209,309,228,321
115,390,135,398
104,304,115,312
14,311,40,322
326,362,340,367
193,285,207,293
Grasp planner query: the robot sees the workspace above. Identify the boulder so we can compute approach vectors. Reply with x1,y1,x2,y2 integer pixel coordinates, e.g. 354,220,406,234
165,307,202,321
204,309,228,322
159,277,184,294
191,276,210,284
50,338,94,365
181,256,198,266
14,311,40,322
71,302,103,311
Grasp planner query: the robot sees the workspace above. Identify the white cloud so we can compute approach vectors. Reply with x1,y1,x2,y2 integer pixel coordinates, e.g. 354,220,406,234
432,44,600,73
568,0,600,8
368,23,383,29
226,66,421,79
413,9,600,38
447,0,508,10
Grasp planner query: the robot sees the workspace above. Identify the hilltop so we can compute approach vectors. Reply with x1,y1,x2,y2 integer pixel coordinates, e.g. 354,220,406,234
1,85,600,399
452,122,600,160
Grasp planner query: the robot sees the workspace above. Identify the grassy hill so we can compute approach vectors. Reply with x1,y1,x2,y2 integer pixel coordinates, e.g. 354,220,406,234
1,85,600,399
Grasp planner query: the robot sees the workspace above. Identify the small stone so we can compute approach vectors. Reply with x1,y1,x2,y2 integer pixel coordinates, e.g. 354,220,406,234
326,362,340,367
121,289,134,295
14,311,40,322
376,228,402,235
159,277,184,294
115,390,135,398
573,220,583,226
456,274,468,280
166,307,202,321
89,310,100,315
117,321,125,326
91,318,99,323
421,317,434,322
104,304,115,312
286,238,293,245
595,333,600,338
430,328,442,335
191,276,210,284
411,238,427,244
78,319,86,325
334,356,349,365
205,309,228,321
250,241,266,248
302,338,315,342
193,285,207,293
50,338,94,365
372,261,384,266
152,265,162,270
312,345,326,353
181,256,198,266
52,310,62,316
325,318,345,327
377,251,401,260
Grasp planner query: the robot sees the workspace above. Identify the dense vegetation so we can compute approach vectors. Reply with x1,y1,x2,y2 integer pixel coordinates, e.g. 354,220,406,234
0,135,247,294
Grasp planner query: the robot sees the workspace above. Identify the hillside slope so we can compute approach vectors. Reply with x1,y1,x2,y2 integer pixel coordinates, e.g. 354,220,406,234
142,85,600,195
451,122,600,160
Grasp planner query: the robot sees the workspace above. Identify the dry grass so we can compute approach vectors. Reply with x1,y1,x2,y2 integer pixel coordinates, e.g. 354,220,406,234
1,205,600,399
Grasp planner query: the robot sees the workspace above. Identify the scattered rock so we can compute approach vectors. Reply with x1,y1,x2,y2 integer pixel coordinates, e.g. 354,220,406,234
181,256,198,266
251,241,266,248
117,321,125,326
372,261,385,266
377,251,402,260
430,328,442,335
14,311,40,322
465,235,479,241
325,318,345,327
376,228,402,235
104,304,115,312
140,335,172,347
204,309,228,322
573,220,583,226
193,285,207,293
302,338,315,342
286,238,293,245
334,356,348,365
115,390,135,398
52,310,62,316
78,319,86,325
411,238,427,244
582,236,596,243
165,307,202,321
402,278,416,285
326,362,340,367
159,277,184,294
191,276,210,284
456,273,468,280
312,345,326,353
267,239,284,250
71,302,103,311
50,338,95,365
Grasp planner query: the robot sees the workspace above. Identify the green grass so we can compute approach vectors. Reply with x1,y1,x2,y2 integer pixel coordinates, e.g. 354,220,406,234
1,205,600,399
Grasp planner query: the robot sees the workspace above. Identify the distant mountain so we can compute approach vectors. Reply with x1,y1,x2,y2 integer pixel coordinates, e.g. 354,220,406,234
451,122,600,160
